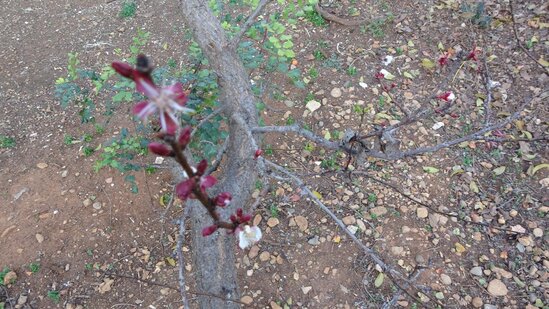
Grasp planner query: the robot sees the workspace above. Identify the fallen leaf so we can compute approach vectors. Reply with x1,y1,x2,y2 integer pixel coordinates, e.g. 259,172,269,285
528,163,549,176
421,58,436,70
423,166,439,174
470,181,479,193
374,272,384,288
455,242,466,253
493,166,506,175
379,69,395,80
166,257,177,267
98,278,115,294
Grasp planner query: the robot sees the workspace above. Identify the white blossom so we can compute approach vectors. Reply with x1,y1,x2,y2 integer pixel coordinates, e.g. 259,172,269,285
238,225,262,249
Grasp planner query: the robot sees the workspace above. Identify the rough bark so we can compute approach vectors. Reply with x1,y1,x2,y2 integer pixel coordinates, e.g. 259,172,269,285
178,1,259,308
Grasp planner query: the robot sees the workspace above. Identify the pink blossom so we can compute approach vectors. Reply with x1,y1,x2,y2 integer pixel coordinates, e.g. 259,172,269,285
214,192,232,207
200,175,217,192
436,91,456,102
178,126,192,147
112,55,193,135
176,179,195,200
438,54,449,66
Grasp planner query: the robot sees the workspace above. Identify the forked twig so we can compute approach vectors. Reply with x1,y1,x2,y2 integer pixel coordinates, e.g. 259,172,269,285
232,0,271,47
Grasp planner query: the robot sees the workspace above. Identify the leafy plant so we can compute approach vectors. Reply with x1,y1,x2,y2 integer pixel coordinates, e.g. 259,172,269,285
47,290,60,303
461,1,491,28
119,1,137,18
304,6,327,27
0,135,15,148
94,128,147,172
28,263,40,273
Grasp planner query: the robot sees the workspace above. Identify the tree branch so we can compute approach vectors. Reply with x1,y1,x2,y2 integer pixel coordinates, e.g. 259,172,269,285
261,158,436,307
231,0,271,48
191,107,225,139
509,0,549,74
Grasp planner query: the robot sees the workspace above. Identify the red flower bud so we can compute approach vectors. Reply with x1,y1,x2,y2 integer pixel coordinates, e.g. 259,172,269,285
178,126,192,147
374,72,385,79
240,214,252,223
111,62,135,79
467,47,479,61
214,192,232,207
196,159,208,176
254,149,263,159
148,142,172,156
202,225,218,236
236,208,243,217
230,214,238,223
438,54,449,66
200,175,217,192
176,179,195,200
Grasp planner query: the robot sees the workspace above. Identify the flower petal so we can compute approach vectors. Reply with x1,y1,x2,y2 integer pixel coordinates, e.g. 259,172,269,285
200,175,217,191
135,75,159,98
196,159,208,176
238,225,262,249
214,192,232,207
178,126,192,147
176,179,195,200
132,101,154,118
202,225,218,236
162,111,179,135
165,83,189,106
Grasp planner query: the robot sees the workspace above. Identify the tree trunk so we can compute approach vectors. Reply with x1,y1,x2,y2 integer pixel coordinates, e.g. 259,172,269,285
178,1,259,308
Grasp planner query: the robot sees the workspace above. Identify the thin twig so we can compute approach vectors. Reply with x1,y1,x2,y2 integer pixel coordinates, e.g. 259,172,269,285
382,266,427,309
352,171,528,235
481,55,493,125
100,270,247,305
190,107,225,138
250,184,271,212
262,159,436,307
177,206,191,309
205,137,230,175
231,0,271,47
509,0,549,73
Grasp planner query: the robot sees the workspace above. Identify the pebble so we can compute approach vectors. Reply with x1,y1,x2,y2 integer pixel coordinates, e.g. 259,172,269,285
391,246,404,256
484,304,497,309
37,162,48,169
248,246,260,259
330,88,342,98
440,274,452,285
61,170,68,178
308,235,320,245
83,199,92,207
301,286,312,294
92,202,102,210
532,228,543,238
35,233,44,244
267,217,279,228
3,271,17,285
347,225,358,235
417,207,429,218
487,279,508,296
342,215,356,225
294,216,308,231
259,252,271,262
17,293,28,306
472,296,483,308
240,296,253,305
470,266,483,276
370,206,387,217
105,177,113,184
270,301,282,309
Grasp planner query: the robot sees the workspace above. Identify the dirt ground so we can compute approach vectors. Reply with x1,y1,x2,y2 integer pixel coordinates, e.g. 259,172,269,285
1,0,548,308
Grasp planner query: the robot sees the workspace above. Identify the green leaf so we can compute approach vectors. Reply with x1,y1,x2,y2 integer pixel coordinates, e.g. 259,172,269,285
374,272,384,288
421,58,436,70
423,166,439,173
493,166,506,175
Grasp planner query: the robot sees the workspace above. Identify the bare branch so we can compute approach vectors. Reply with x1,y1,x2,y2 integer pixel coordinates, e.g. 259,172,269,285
481,55,494,125
352,171,527,235
231,0,271,47
509,0,549,74
382,266,427,309
177,206,191,309
366,93,545,160
205,137,230,175
262,158,435,307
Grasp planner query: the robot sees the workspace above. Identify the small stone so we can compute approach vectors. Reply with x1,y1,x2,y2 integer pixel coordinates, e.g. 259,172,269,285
267,217,279,228
440,274,452,285
370,206,387,217
82,199,92,207
391,246,404,256
401,226,411,233
92,202,102,210
240,296,253,305
259,252,271,262
17,293,28,306
330,88,342,98
487,279,508,296
417,207,429,218
306,100,321,113
35,233,44,244
248,246,260,259
301,286,312,295
61,170,68,178
356,219,366,231
484,304,497,309
294,216,308,231
270,301,283,309
342,215,356,225
105,177,113,184
472,297,483,308
532,228,543,238
470,267,483,276
347,225,358,235
308,235,320,246
37,162,48,169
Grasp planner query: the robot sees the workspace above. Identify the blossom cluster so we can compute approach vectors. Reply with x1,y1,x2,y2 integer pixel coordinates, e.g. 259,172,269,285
112,54,261,249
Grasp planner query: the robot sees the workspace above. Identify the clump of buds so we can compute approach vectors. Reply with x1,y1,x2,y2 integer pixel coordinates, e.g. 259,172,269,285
112,55,261,248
